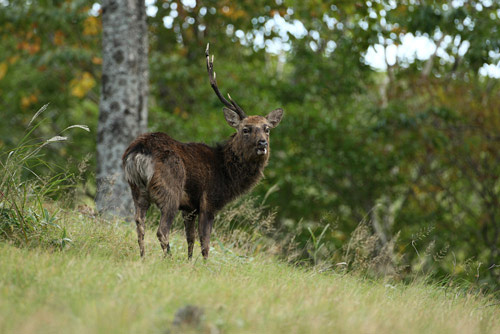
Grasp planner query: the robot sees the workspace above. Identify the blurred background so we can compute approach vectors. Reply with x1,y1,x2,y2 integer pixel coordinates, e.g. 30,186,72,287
1,0,499,287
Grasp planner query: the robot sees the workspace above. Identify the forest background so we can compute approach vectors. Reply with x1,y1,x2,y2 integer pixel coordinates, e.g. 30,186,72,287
1,0,499,289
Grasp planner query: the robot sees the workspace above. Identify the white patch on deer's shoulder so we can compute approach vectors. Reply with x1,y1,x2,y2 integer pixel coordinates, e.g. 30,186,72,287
124,153,154,187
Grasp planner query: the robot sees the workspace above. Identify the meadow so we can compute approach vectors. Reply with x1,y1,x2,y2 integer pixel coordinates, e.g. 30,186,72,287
1,207,499,334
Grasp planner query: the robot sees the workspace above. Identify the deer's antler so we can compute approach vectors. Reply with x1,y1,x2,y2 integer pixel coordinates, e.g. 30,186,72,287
206,43,247,119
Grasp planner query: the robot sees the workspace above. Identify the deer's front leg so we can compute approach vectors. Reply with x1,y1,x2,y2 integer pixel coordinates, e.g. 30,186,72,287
198,210,214,259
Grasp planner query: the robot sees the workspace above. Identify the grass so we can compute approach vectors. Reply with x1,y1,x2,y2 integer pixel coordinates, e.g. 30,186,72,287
0,209,499,334
0,104,89,246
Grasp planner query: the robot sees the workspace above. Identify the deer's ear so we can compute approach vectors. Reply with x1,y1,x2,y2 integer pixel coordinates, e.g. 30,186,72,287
265,108,284,128
223,108,242,128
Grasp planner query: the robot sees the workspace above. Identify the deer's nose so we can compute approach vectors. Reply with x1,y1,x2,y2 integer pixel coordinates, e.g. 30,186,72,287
257,140,268,147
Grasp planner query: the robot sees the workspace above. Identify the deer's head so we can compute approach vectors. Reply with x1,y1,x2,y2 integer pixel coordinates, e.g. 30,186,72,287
223,109,283,160
206,44,283,160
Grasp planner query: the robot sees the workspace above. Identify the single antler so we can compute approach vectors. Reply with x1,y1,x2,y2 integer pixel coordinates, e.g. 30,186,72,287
205,43,247,119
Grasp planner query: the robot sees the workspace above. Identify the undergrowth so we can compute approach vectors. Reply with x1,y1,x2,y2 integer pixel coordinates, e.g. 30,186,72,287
0,105,88,248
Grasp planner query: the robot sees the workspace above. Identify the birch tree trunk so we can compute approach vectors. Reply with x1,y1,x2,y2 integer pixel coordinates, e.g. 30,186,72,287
96,0,148,217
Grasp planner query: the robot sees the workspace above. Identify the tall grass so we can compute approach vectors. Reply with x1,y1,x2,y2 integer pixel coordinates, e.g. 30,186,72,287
0,105,89,247
0,207,499,334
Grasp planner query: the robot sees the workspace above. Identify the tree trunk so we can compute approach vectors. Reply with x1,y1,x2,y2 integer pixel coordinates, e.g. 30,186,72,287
96,0,148,217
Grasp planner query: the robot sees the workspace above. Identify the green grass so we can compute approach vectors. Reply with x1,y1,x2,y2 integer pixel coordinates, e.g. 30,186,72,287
0,209,499,334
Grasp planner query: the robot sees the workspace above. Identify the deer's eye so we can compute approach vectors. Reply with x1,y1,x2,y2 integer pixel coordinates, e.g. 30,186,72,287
264,127,270,134
242,128,251,134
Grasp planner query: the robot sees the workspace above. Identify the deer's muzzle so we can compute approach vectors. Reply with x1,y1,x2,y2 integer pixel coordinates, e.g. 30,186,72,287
256,140,268,155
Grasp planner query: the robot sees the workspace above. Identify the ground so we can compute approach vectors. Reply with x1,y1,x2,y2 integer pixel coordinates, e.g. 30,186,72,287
0,210,499,334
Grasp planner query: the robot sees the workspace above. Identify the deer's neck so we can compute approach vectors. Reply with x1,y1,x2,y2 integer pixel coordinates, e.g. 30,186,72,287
218,138,267,200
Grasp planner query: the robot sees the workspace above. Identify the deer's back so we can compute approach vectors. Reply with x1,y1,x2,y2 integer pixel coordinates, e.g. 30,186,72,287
123,132,222,211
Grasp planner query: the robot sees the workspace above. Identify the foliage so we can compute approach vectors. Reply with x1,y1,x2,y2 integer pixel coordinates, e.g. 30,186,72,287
0,0,100,182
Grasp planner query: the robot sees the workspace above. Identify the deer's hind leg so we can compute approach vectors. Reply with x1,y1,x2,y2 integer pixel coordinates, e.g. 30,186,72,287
182,211,197,259
131,184,150,258
150,154,185,257
198,210,214,259
156,200,178,256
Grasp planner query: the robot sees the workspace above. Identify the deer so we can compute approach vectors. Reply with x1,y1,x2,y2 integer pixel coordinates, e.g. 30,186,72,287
122,44,283,259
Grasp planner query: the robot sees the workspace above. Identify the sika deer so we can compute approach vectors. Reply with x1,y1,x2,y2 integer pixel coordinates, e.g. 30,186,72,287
122,44,283,259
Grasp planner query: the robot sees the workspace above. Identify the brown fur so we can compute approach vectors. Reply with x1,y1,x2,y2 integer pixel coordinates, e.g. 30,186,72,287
122,111,283,259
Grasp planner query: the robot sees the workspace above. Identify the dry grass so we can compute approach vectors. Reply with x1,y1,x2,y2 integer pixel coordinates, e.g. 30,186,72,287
0,208,499,334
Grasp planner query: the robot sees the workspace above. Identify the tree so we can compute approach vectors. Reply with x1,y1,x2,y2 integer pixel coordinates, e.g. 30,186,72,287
96,0,148,217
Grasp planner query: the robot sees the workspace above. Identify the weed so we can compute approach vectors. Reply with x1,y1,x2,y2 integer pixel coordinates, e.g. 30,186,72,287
0,105,89,247
307,223,330,266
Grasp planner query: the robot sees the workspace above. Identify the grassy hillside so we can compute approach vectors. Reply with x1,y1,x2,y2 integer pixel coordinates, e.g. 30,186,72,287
0,209,499,334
